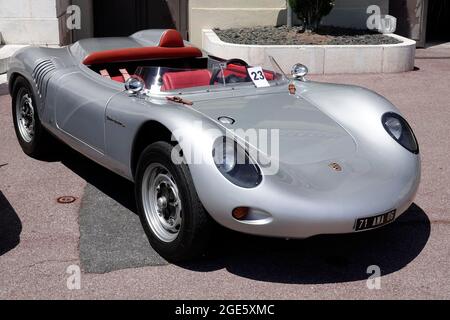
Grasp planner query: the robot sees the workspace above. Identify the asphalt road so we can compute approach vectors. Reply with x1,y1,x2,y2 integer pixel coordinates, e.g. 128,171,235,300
0,48,449,299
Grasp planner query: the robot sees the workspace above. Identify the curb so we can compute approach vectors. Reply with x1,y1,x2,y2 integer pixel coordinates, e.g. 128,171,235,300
0,74,7,85
0,57,8,74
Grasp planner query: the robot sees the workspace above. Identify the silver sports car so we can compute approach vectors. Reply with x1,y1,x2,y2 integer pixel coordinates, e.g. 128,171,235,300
7,29,420,261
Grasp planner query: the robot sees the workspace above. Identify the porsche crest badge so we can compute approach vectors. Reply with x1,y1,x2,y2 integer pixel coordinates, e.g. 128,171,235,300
328,162,343,172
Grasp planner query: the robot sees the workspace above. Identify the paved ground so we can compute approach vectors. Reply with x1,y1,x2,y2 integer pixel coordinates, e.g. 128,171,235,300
0,48,449,299
79,183,166,273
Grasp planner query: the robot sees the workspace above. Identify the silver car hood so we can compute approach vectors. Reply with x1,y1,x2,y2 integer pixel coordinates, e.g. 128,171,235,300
190,92,356,165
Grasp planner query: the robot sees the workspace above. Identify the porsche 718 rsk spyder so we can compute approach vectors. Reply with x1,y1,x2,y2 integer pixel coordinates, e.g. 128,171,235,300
7,29,420,261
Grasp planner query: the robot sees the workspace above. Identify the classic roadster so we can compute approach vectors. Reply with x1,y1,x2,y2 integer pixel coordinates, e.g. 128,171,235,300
8,29,420,261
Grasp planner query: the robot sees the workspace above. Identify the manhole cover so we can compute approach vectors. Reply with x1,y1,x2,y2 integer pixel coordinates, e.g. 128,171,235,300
57,196,77,204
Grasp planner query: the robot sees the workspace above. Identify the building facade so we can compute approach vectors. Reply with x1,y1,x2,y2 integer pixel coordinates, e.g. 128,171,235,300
189,0,389,46
0,0,446,48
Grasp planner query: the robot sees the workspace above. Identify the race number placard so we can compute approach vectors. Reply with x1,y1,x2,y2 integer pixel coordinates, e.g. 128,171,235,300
247,66,270,88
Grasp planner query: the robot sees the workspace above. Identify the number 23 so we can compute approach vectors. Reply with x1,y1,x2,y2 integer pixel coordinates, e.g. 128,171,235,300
251,71,265,81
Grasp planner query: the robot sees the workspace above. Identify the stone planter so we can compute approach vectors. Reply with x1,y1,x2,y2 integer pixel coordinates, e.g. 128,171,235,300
202,29,416,74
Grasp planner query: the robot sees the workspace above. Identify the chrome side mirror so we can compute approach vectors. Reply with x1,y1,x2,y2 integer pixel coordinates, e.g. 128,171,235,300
291,63,308,82
125,77,145,94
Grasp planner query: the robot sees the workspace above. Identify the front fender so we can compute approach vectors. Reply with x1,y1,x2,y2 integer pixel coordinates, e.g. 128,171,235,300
298,81,417,156
8,47,39,96
105,93,227,180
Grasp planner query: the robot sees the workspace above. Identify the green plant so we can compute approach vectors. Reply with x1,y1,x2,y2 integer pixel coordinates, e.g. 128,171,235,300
288,0,335,32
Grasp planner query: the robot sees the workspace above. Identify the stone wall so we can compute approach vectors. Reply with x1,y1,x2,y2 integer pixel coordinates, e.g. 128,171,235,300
0,0,60,45
189,0,287,47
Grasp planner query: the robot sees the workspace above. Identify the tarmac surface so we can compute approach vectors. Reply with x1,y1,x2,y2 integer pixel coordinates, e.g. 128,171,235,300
0,47,449,299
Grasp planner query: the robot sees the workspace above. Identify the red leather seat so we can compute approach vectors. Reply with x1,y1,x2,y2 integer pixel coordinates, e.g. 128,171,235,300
224,64,275,80
223,64,247,78
111,75,125,83
162,69,212,91
162,66,275,90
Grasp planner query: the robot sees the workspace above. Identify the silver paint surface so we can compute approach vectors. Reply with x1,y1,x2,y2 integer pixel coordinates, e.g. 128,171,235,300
7,30,420,238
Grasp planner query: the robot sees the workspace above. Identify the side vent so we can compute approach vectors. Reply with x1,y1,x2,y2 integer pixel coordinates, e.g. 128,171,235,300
32,59,56,99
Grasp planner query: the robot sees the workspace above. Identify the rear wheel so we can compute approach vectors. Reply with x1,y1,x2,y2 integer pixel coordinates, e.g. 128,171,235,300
135,141,213,262
11,76,55,158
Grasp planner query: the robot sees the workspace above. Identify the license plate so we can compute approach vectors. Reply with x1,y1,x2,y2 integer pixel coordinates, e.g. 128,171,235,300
354,210,396,231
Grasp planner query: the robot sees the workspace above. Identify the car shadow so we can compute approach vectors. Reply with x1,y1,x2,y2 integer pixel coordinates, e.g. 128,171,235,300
57,148,430,284
0,191,22,256
181,203,430,284
60,147,137,213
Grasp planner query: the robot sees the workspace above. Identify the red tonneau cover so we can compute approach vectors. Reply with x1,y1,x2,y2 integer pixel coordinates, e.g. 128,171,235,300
82,29,203,65
83,46,203,65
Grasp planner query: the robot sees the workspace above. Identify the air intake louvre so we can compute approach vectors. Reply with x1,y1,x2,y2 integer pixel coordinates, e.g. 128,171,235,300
32,59,56,99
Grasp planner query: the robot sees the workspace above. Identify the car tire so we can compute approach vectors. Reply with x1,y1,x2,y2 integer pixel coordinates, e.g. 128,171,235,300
11,76,55,158
135,141,213,262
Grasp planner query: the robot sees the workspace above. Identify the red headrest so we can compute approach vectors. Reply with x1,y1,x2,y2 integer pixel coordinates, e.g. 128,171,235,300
159,29,184,48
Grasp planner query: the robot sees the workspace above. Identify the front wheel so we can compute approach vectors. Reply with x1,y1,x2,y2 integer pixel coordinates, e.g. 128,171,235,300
135,141,213,262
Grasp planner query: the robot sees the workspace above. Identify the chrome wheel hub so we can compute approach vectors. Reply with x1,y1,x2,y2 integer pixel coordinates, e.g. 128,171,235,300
157,196,168,210
142,164,182,242
16,93,35,143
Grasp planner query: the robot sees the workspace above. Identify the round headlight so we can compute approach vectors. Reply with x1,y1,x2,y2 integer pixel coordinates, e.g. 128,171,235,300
212,138,262,188
384,117,402,139
382,112,419,154
219,142,236,173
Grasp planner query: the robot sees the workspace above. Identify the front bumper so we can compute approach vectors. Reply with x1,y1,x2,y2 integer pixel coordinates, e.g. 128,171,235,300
190,148,421,239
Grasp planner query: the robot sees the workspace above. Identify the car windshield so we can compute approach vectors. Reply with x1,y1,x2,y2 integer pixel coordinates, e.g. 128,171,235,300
134,56,288,94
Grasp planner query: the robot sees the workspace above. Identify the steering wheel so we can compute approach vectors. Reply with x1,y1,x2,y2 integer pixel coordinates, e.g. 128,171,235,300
209,59,250,85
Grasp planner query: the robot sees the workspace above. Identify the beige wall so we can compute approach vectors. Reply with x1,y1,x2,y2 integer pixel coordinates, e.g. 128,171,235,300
0,0,94,45
189,0,287,47
0,0,60,45
190,0,389,48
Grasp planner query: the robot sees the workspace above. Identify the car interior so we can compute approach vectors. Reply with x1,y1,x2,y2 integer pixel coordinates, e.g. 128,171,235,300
82,29,275,91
